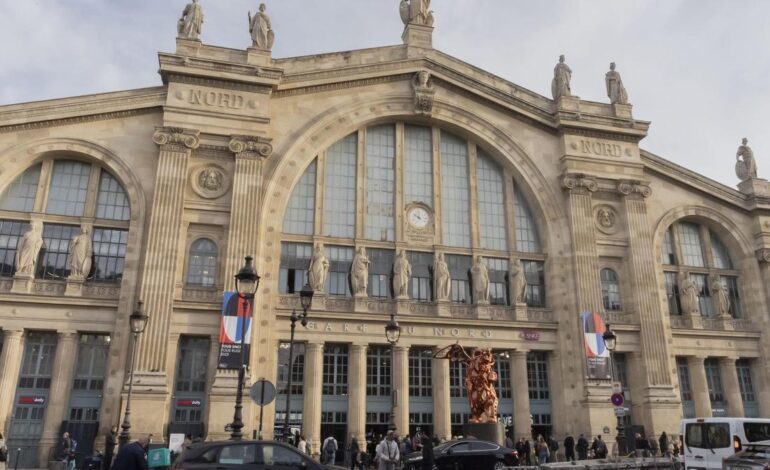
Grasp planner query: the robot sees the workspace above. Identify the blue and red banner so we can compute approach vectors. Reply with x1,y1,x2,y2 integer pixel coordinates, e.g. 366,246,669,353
581,311,611,379
217,291,253,370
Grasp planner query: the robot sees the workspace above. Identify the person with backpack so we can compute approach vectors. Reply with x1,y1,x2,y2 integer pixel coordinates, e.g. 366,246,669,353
592,435,608,459
322,435,338,466
548,435,559,462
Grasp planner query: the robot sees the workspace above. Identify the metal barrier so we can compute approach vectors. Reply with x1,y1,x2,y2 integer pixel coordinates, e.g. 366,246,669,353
504,457,680,470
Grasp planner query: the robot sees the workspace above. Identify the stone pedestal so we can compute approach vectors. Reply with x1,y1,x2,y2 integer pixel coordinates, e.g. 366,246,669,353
246,47,272,66
738,178,770,197
475,303,490,320
396,298,411,315
64,277,84,297
436,300,451,318
462,422,505,445
557,95,580,112
11,274,34,294
514,303,528,321
175,38,201,56
612,103,633,119
402,24,433,49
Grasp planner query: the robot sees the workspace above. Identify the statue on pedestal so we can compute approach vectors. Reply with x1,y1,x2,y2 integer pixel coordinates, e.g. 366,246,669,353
434,252,450,301
308,243,329,293
678,271,700,316
736,138,757,181
399,0,434,26
393,249,412,299
350,247,370,297
551,54,572,101
69,226,93,280
711,277,731,318
509,257,527,304
249,3,275,50
605,62,628,105
471,256,489,304
15,221,43,277
178,0,204,40
434,343,498,424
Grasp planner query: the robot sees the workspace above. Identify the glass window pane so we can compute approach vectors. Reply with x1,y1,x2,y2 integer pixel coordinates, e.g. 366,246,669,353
367,248,394,299
664,272,681,315
527,352,550,400
440,132,471,248
601,268,622,311
324,246,353,297
722,276,742,318
46,161,91,217
283,160,317,235
523,260,545,308
408,347,433,397
365,125,395,241
446,254,472,304
408,251,433,302
677,223,705,267
95,170,130,221
92,228,128,282
322,344,348,395
515,185,541,253
38,224,80,279
704,358,724,403
662,228,676,265
366,345,391,397
736,359,756,403
484,257,508,306
323,134,357,238
0,220,29,277
404,125,433,207
691,274,713,317
710,232,733,269
476,150,507,251
186,238,218,287
279,242,313,294
677,357,693,402
0,164,41,212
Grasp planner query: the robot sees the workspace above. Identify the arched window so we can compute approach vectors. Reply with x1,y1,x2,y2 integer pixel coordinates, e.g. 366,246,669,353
601,268,622,311
186,238,218,287
661,221,742,318
283,160,316,235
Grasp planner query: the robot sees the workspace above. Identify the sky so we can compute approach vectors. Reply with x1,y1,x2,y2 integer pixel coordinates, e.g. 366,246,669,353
1,0,768,188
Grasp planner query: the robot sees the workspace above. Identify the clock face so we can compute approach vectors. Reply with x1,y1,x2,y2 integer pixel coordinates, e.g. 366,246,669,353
408,207,430,229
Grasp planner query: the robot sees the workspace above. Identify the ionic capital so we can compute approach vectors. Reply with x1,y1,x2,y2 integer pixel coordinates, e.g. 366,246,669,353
561,173,598,193
152,127,200,151
756,248,770,263
228,135,273,159
617,180,652,198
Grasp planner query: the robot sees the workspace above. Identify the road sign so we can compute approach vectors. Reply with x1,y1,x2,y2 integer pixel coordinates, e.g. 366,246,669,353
611,382,623,394
250,379,276,406
614,407,626,417
611,393,625,407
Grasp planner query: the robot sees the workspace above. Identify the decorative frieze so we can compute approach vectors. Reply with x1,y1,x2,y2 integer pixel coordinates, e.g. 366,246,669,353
181,287,222,303
561,173,598,193
617,180,652,198
412,71,435,116
228,135,273,159
152,126,200,152
756,248,770,263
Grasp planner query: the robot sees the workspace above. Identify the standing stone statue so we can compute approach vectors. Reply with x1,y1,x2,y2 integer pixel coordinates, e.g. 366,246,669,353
736,138,758,181
178,0,204,40
551,54,572,101
605,62,628,105
392,249,412,299
471,256,489,304
69,226,93,280
711,277,731,317
308,243,329,293
249,3,275,50
15,221,43,277
434,252,451,301
399,0,434,26
509,257,527,304
678,271,700,316
350,247,370,297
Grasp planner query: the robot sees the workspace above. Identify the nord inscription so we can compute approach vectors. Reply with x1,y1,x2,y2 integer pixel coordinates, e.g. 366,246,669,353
188,90,246,110
580,140,622,158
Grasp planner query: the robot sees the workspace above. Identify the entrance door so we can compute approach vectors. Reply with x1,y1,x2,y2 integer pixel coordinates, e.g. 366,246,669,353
170,337,210,439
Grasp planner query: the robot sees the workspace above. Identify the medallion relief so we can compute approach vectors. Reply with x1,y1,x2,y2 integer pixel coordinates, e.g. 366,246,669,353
191,164,230,199
594,204,619,235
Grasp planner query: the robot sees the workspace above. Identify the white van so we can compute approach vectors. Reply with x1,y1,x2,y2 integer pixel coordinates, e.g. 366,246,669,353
680,418,770,470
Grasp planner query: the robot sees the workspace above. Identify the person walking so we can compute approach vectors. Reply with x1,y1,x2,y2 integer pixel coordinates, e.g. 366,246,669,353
522,437,533,466
349,435,363,470
322,434,338,466
592,435,608,459
536,435,549,464
564,433,575,462
420,431,434,470
648,434,659,457
576,434,589,460
634,432,648,457
111,437,149,470
659,431,669,457
0,432,8,470
298,435,308,455
103,426,118,470
504,432,514,449
376,431,400,470
548,435,559,462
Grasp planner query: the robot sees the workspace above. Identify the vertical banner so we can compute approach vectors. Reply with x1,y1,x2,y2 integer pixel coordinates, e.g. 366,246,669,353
581,311,611,379
218,291,253,369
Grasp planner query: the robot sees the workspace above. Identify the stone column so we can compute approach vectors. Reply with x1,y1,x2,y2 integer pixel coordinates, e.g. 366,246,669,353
39,332,78,465
719,357,744,417
0,329,24,433
348,344,368,444
432,346,451,442
303,342,324,458
393,345,410,434
688,356,712,418
511,350,531,439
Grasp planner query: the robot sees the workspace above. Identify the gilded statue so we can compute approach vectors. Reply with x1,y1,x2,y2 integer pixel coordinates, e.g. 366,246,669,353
434,344,498,424
470,256,489,304
393,249,411,299
178,0,204,40
551,54,572,101
605,62,628,105
15,221,43,277
308,243,329,293
509,257,527,304
350,247,370,297
249,3,275,50
678,271,699,316
711,277,730,317
434,252,450,301
736,138,757,181
399,0,434,26
69,226,93,280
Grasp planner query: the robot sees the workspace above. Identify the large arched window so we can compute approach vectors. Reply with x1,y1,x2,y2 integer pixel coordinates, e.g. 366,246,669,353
600,268,622,311
280,123,546,307
661,221,742,318
186,238,218,287
0,158,131,282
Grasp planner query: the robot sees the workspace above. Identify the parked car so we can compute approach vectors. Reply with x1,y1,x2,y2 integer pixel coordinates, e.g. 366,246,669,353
681,418,770,470
722,443,770,470
173,440,344,470
403,439,518,470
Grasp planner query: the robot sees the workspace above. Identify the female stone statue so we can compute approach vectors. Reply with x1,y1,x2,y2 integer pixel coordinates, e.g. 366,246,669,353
736,138,757,180
434,252,451,301
178,0,204,40
69,226,93,280
15,221,43,277
400,0,433,26
551,54,572,101
509,257,527,304
308,243,329,293
711,277,731,317
350,247,370,297
249,3,274,50
392,249,411,299
470,256,489,304
605,62,628,105
678,271,699,316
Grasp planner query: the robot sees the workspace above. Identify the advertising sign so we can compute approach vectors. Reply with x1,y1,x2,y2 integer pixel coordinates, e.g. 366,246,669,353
581,311,611,380
218,291,253,369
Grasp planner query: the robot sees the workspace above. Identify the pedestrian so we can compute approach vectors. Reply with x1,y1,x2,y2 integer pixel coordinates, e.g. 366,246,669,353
548,435,559,462
420,431,434,470
403,435,412,455
103,426,118,470
523,437,533,466
350,435,363,470
634,432,648,457
375,431,400,470
564,433,575,462
514,438,526,466
322,434,338,466
504,432,514,449
536,435,549,464
648,434,659,457
659,431,669,456
111,437,149,470
577,434,589,460
368,435,379,468
0,432,8,470
592,435,608,459
59,432,72,462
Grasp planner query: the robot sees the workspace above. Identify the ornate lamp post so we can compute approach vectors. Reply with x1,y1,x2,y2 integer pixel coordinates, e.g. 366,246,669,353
385,313,402,432
119,300,149,447
230,256,260,440
282,283,314,442
602,324,626,456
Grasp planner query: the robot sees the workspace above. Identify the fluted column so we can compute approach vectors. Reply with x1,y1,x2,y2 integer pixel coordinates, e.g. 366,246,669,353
719,357,744,417
432,346,451,442
39,332,79,465
393,345,410,433
348,344,368,444
0,329,24,433
688,356,712,418
303,342,324,457
136,127,200,373
511,350,531,439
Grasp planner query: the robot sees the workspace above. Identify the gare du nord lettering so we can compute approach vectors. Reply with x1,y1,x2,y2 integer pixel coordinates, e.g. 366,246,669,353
304,321,493,339
188,89,246,109
581,139,623,158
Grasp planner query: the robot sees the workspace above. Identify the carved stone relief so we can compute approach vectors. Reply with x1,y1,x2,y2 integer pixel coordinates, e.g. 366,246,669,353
412,71,435,116
594,204,619,235
191,164,230,199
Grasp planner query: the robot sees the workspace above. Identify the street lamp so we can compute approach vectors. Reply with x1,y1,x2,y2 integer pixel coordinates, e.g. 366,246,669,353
385,313,401,432
230,256,261,440
602,323,626,456
282,283,314,443
119,300,149,447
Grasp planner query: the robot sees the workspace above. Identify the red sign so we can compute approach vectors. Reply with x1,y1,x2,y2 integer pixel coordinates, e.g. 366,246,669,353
176,399,202,407
18,396,45,405
522,331,540,341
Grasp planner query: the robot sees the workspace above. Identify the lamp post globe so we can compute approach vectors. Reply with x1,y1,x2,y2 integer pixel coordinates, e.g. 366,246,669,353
385,314,401,345
119,300,149,447
602,324,617,352
235,255,260,297
129,301,148,335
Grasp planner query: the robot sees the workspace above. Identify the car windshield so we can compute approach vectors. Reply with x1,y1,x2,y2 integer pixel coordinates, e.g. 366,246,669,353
737,445,770,459
744,423,770,443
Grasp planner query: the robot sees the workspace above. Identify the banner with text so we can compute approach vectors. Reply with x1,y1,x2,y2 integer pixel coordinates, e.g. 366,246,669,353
581,311,611,380
218,291,253,370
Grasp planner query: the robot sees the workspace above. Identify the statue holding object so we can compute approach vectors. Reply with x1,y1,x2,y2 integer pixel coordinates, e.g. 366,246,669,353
434,343,498,423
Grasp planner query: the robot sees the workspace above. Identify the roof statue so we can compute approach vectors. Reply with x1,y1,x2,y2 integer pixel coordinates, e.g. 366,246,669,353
178,0,204,40
551,54,572,101
736,138,757,181
249,3,275,50
605,62,629,105
400,0,434,27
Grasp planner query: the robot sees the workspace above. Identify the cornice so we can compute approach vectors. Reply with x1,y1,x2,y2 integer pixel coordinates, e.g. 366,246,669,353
0,108,160,134
165,74,272,94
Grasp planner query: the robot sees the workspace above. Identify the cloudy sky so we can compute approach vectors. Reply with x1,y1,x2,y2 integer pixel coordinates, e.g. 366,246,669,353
1,0,768,187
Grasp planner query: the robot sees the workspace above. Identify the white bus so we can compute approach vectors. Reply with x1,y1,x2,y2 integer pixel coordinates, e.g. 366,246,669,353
680,418,770,470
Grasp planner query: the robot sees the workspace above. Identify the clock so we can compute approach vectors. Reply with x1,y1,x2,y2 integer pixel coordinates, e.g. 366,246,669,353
407,206,430,230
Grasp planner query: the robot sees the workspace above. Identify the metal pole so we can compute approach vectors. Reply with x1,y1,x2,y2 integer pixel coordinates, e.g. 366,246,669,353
388,340,397,433
230,293,250,440
610,351,626,457
119,331,139,447
13,448,21,470
259,379,266,438
283,311,297,442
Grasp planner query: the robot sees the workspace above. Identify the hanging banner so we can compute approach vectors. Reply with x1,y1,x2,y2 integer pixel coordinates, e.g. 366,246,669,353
581,311,611,379
218,291,253,369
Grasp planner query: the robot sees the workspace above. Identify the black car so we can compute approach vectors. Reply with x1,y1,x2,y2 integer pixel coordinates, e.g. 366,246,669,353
173,440,344,470
404,439,519,470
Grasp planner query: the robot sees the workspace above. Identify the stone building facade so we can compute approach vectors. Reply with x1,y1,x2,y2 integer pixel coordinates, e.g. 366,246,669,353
0,6,769,466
